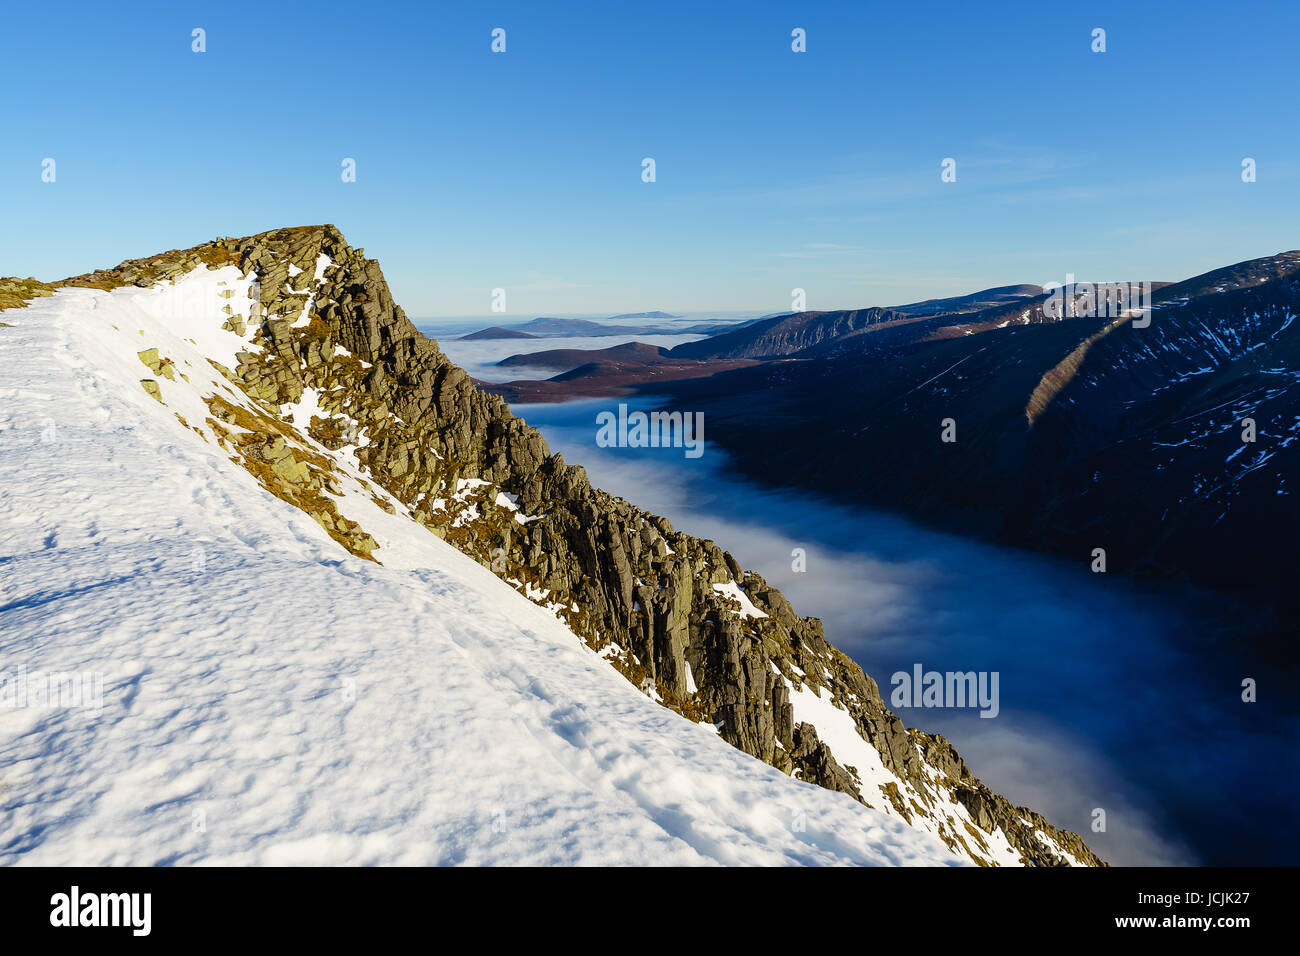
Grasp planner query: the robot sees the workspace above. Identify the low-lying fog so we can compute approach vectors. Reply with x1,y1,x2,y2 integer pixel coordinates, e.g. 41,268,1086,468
430,326,1299,867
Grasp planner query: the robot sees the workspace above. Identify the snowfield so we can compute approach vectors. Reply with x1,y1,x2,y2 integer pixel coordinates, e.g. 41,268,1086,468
0,282,968,866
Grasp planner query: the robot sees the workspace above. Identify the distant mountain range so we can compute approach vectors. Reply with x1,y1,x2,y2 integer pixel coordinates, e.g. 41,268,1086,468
461,314,758,340
483,255,1300,640
463,316,674,339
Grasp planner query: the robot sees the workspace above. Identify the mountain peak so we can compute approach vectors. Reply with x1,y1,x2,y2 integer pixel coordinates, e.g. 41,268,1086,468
0,226,1102,867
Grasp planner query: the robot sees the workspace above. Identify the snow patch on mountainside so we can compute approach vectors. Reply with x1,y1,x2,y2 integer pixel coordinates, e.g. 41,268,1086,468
0,284,969,866
712,580,768,619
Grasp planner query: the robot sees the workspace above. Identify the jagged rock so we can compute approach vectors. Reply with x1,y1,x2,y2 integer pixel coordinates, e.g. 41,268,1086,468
137,348,176,381
79,224,1103,867
791,723,860,796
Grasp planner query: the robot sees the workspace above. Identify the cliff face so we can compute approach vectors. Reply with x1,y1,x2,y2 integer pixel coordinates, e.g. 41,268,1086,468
30,224,1102,866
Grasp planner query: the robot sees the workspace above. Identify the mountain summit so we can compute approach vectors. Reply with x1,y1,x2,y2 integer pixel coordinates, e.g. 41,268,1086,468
0,225,1100,866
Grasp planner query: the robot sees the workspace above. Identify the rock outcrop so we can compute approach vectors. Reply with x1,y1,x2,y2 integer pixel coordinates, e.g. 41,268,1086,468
2,225,1103,866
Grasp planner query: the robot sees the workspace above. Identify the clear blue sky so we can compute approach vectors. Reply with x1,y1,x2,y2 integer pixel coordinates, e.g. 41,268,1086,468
2,0,1296,316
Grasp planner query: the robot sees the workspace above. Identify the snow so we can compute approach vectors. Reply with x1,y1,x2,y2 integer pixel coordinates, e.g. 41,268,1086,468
0,280,970,866
786,679,1031,866
493,490,542,526
454,477,490,500
283,387,324,431
119,265,260,372
712,581,768,619
787,681,896,795
289,254,333,328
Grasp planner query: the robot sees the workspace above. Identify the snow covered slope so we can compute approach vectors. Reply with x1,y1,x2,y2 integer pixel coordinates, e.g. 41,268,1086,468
0,228,1102,867
0,281,970,866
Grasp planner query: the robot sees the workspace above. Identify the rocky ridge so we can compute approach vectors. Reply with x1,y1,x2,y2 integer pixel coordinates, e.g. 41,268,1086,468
1,225,1102,866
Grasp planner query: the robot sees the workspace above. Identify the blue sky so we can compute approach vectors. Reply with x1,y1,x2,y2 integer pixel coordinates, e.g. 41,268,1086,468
2,0,1297,316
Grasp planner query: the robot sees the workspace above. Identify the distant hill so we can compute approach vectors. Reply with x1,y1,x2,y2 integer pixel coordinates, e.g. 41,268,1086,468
459,326,539,341
497,341,672,372
669,307,909,360
676,317,765,335
666,287,1047,361
608,310,681,320
890,284,1044,316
